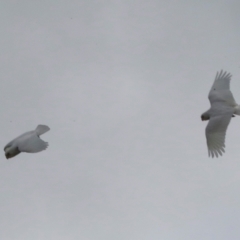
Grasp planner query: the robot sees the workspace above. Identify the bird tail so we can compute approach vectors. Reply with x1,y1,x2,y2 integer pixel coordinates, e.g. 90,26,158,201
234,105,240,115
35,125,50,136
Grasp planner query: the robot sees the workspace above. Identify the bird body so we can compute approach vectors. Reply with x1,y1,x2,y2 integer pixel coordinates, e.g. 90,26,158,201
4,125,50,159
201,70,240,157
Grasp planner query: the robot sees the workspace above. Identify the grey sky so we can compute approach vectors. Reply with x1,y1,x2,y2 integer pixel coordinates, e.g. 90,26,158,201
1,0,240,239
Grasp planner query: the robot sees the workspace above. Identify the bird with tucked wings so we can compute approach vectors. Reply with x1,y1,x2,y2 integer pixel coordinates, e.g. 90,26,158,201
4,125,50,159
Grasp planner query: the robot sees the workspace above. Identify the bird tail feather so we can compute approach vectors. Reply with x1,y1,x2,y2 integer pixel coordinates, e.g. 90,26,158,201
35,125,50,136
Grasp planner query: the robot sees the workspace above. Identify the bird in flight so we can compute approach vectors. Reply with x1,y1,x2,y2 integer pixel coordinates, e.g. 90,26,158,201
201,70,240,157
4,125,50,159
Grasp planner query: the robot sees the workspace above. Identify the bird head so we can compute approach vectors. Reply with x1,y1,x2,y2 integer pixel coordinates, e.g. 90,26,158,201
4,145,20,159
201,113,210,121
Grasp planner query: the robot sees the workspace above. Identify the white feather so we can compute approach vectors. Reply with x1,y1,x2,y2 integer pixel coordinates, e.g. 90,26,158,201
35,125,50,136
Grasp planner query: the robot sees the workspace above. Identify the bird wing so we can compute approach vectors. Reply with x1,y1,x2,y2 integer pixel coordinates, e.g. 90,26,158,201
17,133,48,153
208,70,236,106
205,111,233,158
210,70,231,91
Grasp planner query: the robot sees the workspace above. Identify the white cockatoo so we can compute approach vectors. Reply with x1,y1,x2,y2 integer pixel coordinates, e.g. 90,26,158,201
4,125,50,159
201,70,240,157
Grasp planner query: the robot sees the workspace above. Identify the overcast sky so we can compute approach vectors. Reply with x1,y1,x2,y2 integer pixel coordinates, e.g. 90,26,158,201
1,0,240,239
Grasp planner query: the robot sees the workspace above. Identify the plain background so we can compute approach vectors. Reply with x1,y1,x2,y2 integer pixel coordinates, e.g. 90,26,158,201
1,0,240,239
